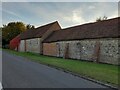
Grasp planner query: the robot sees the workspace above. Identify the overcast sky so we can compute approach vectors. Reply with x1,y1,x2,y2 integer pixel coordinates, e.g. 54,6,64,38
1,1,119,28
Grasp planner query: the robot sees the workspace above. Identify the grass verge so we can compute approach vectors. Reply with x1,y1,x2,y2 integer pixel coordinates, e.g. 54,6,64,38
3,49,119,87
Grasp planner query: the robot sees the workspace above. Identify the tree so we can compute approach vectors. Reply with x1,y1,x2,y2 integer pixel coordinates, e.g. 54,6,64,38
2,22,26,41
96,16,107,22
2,22,26,48
26,24,35,30
2,22,35,48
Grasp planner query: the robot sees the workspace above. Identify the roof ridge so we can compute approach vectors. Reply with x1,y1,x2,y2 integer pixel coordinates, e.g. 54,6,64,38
36,21,59,29
61,17,119,30
20,21,59,40
35,21,59,37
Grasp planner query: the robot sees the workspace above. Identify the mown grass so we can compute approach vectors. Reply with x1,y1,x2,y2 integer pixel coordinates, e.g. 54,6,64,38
3,49,119,87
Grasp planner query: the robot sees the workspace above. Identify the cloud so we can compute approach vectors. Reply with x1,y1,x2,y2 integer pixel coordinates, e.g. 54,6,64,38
2,9,21,18
72,12,85,24
1,2,118,28
2,0,119,2
108,10,118,19
0,3,1,26
63,10,85,25
4,0,30,1
88,6,95,9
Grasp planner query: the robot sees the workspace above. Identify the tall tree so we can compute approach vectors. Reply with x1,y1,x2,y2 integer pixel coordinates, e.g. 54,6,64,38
2,22,35,48
2,22,26,47
2,22,26,41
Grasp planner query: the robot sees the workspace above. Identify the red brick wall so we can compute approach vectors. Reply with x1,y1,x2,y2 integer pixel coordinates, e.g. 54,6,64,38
43,43,57,56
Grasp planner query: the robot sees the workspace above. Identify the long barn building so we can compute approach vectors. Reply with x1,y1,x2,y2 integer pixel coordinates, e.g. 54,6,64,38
43,17,120,65
10,17,120,65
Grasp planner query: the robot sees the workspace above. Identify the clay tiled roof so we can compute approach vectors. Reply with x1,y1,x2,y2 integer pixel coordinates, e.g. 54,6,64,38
20,21,59,40
43,17,120,43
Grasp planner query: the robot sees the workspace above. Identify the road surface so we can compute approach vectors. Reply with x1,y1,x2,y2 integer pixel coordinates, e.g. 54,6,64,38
2,51,108,88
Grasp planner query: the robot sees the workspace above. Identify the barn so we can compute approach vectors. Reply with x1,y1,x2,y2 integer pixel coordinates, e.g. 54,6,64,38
43,17,120,65
18,21,61,54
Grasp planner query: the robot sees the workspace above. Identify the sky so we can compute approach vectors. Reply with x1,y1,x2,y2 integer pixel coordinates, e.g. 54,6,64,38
1,0,119,28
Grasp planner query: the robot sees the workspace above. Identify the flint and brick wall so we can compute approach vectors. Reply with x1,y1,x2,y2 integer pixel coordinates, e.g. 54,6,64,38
43,38,119,65
26,38,41,53
19,38,41,53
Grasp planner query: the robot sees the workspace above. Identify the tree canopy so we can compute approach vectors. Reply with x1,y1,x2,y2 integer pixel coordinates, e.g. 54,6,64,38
2,22,35,48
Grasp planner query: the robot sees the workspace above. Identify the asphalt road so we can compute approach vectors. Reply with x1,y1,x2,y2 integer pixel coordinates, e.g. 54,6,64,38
2,51,108,88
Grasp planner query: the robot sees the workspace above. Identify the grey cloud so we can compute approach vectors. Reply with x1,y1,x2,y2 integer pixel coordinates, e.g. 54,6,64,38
2,0,119,2
2,2,118,28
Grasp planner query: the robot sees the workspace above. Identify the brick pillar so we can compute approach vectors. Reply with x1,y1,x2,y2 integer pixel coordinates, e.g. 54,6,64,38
39,39,43,55
93,41,100,63
24,40,26,52
40,43,43,55
16,45,18,51
64,43,69,59
57,43,60,57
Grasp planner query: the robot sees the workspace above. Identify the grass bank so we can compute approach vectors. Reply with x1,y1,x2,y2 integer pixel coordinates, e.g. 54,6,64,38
3,49,119,87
